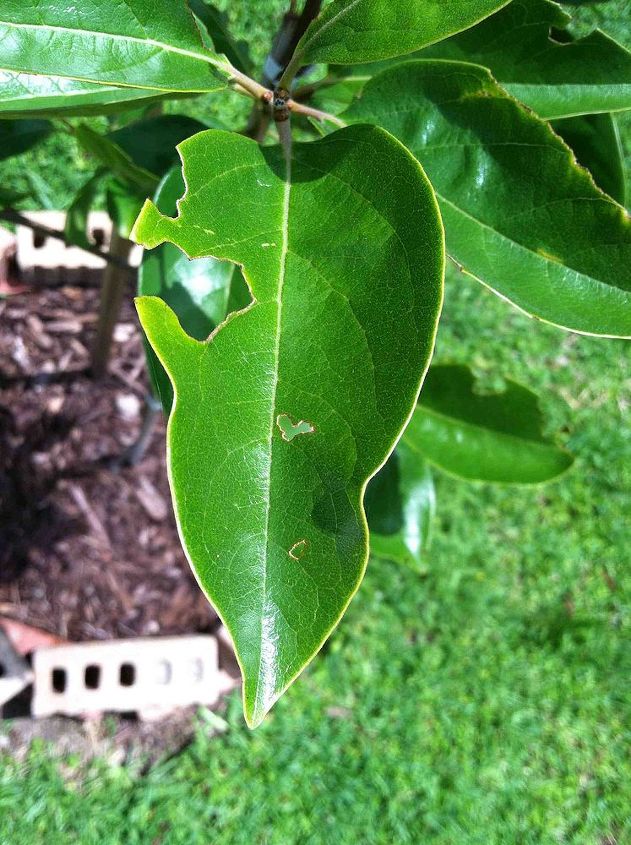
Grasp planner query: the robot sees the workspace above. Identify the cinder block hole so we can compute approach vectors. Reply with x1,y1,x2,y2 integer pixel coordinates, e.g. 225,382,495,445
156,660,172,685
190,658,204,682
33,232,47,249
52,668,67,693
91,228,105,248
119,663,136,687
0,662,5,679
84,664,101,690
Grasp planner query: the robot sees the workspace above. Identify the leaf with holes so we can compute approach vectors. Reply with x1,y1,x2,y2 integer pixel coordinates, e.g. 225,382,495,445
403,365,573,484
345,60,631,337
365,446,435,571
289,0,511,68
0,0,230,98
419,0,631,119
138,167,250,414
133,125,444,726
325,0,631,121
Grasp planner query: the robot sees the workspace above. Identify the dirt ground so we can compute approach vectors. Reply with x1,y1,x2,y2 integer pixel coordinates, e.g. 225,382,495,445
0,281,218,642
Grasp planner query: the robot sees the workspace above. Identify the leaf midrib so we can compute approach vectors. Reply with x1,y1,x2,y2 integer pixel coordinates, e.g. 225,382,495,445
256,149,292,717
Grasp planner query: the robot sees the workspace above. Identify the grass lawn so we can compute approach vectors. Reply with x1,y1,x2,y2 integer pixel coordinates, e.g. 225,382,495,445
1,2,630,843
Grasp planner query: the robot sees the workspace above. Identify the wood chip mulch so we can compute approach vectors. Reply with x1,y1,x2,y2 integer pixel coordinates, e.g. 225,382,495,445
0,282,218,642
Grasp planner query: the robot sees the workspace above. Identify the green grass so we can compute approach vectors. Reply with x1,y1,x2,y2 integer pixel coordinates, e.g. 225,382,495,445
1,2,631,843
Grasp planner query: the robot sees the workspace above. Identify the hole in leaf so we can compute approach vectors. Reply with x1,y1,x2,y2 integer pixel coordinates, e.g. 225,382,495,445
52,668,66,693
84,665,101,690
289,540,309,561
277,414,315,442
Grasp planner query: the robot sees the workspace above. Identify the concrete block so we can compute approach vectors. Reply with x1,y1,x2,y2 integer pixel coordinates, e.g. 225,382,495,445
32,635,236,719
0,629,33,708
15,211,142,286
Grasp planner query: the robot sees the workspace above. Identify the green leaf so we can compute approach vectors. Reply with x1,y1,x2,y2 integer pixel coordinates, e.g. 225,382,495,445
98,116,211,241
133,125,444,726
74,124,158,192
108,115,209,179
0,118,51,160
106,178,146,239
366,447,435,571
64,170,107,249
138,167,250,414
0,1,229,95
552,113,626,206
0,71,185,119
291,0,511,67
419,0,631,119
189,0,253,74
345,60,631,338
403,365,573,484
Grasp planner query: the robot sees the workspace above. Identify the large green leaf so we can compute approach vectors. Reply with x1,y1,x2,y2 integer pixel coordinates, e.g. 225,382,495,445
403,365,573,484
138,167,250,414
0,1,229,94
290,0,511,67
133,125,444,726
419,0,631,119
0,71,185,118
0,118,51,160
552,113,626,207
345,60,631,338
366,447,435,570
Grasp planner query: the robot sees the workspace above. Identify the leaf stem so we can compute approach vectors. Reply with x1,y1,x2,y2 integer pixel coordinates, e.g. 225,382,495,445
288,100,346,127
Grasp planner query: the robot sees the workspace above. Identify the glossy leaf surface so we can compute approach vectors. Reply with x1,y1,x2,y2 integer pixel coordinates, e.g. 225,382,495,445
366,448,435,570
420,0,631,119
292,0,511,66
405,365,573,484
0,71,182,118
134,126,444,725
0,118,51,160
345,60,631,337
0,1,228,93
138,167,250,414
552,113,626,206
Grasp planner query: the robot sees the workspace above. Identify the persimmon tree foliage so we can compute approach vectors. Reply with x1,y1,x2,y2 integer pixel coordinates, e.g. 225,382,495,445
1,0,629,726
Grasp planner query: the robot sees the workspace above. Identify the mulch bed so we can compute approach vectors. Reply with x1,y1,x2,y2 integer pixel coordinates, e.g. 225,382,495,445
0,281,218,643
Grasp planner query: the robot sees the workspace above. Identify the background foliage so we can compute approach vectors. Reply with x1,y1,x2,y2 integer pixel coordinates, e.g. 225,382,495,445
1,1,629,842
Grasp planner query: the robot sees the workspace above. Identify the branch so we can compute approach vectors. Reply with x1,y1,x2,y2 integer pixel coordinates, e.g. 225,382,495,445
288,99,346,127
0,210,134,273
